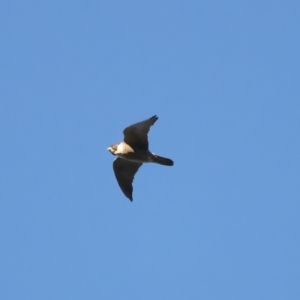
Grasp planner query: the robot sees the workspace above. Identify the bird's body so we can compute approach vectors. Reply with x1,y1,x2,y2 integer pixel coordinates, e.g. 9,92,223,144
107,115,173,201
112,142,152,163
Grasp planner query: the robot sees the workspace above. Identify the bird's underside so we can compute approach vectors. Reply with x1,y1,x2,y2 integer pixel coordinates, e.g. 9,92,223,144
107,115,174,201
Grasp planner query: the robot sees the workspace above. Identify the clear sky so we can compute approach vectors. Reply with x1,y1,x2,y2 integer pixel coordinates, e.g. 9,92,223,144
1,1,299,299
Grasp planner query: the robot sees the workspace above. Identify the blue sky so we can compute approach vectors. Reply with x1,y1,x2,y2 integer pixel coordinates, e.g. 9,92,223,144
1,1,299,299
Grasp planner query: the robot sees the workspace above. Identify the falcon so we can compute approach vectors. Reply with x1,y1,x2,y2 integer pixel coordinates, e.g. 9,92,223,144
107,115,174,201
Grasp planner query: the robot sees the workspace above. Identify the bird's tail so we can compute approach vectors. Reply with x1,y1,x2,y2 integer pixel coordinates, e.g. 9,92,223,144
152,154,174,166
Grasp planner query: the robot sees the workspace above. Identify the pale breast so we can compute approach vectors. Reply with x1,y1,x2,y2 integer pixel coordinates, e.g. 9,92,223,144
117,142,134,154
116,143,152,163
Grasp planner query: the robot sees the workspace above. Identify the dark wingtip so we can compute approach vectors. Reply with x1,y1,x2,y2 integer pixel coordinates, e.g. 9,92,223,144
150,115,158,124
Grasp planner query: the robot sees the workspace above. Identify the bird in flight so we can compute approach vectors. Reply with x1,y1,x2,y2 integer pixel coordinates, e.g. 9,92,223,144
107,115,174,201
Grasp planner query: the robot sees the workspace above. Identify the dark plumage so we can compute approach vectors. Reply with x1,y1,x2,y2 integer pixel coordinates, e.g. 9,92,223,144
107,115,173,201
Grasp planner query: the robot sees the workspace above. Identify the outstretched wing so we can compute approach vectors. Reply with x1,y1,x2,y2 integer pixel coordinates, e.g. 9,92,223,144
113,158,143,201
123,115,158,150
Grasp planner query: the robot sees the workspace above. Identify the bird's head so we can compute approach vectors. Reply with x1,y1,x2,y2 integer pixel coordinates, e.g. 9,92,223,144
107,144,118,155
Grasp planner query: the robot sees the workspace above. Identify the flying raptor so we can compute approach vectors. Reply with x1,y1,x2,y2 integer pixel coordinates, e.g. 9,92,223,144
107,115,174,201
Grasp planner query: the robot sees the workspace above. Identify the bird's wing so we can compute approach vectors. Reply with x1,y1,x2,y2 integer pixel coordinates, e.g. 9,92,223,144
123,115,158,150
113,158,143,201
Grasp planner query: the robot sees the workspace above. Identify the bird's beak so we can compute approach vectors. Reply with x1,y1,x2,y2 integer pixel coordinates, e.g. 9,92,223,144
107,146,115,156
